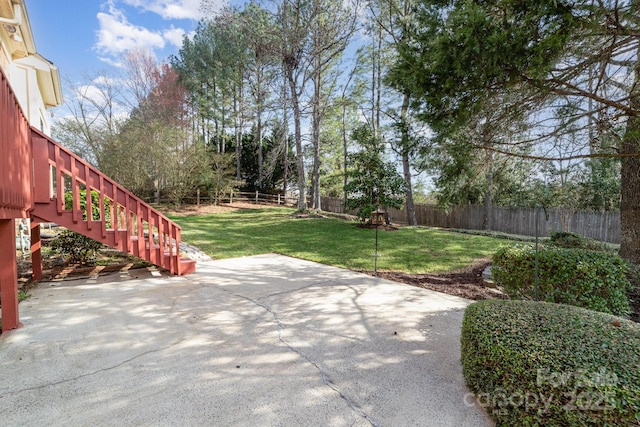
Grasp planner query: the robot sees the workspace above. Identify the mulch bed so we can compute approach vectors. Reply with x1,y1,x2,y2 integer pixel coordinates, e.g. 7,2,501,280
16,249,154,292
359,260,508,301
357,223,399,231
364,262,639,323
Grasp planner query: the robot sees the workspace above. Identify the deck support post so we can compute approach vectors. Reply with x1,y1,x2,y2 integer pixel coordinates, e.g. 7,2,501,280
0,219,20,332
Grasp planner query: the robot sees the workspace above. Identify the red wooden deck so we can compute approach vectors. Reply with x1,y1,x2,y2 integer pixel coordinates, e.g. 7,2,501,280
0,67,195,333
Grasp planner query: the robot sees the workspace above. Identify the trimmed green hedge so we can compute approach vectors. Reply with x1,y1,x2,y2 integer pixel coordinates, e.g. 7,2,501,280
461,300,640,426
493,244,631,316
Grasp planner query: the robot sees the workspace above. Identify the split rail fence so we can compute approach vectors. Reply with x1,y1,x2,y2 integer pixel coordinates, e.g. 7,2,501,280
174,191,300,207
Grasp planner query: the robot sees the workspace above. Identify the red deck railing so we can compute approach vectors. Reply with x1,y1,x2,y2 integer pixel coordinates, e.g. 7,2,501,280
30,129,191,276
0,66,32,219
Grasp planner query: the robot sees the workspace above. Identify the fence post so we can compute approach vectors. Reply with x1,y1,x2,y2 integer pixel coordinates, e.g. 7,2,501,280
197,189,200,206
278,194,281,205
255,191,259,204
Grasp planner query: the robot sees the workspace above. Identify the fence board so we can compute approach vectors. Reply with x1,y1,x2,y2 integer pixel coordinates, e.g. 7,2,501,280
320,197,621,244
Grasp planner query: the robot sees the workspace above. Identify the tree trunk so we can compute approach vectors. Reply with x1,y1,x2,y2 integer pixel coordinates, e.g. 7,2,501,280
485,151,493,231
311,55,322,210
282,78,289,197
213,80,220,152
201,81,206,145
288,71,306,211
154,178,160,204
619,148,640,264
402,151,416,226
257,67,264,190
342,99,348,206
375,25,382,136
619,112,640,262
341,66,356,207
619,43,640,264
233,85,242,181
221,97,226,154
371,34,377,136
399,94,417,226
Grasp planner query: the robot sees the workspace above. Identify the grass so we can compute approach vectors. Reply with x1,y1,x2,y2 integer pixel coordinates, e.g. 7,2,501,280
171,207,510,274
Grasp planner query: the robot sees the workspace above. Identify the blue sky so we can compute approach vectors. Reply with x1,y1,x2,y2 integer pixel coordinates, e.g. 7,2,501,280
26,0,226,81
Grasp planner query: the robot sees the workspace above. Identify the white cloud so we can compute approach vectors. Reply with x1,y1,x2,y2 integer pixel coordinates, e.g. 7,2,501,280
74,84,105,105
122,0,203,20
94,1,202,65
97,56,124,68
163,26,187,48
95,3,166,60
91,75,122,87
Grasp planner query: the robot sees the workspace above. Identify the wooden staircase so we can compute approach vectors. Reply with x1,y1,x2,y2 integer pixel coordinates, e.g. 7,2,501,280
29,128,196,277
1,63,194,332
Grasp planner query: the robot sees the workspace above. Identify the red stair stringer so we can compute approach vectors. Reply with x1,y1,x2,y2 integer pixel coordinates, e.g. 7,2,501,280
29,128,196,276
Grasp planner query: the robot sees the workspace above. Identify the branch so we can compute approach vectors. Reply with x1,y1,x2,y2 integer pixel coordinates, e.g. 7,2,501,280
541,76,640,116
469,142,637,161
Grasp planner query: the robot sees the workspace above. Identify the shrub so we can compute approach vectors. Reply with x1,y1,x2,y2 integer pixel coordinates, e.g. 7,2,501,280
64,189,111,224
50,229,104,264
550,231,612,252
461,300,640,426
550,231,584,248
493,244,631,316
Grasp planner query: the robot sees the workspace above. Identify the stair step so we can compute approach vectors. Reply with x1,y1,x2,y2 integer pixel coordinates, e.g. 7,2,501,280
180,258,197,275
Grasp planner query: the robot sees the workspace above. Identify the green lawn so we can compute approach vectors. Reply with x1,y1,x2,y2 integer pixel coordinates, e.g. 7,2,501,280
171,207,509,274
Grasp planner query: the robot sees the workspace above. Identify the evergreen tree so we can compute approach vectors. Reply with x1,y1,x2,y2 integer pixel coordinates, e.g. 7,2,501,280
389,0,640,262
344,125,407,221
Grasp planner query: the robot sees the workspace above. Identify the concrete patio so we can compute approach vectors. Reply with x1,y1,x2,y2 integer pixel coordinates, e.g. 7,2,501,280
0,254,492,426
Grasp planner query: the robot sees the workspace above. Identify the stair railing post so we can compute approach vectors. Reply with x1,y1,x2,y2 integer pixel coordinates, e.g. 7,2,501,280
112,185,119,247
71,158,80,223
55,145,64,214
176,227,182,275
85,165,92,230
146,215,152,262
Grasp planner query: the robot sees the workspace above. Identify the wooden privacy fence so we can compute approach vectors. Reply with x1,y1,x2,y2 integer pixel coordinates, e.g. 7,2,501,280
321,197,621,244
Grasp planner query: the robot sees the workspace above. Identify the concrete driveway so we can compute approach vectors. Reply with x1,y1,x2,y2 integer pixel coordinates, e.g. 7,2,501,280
0,254,492,426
